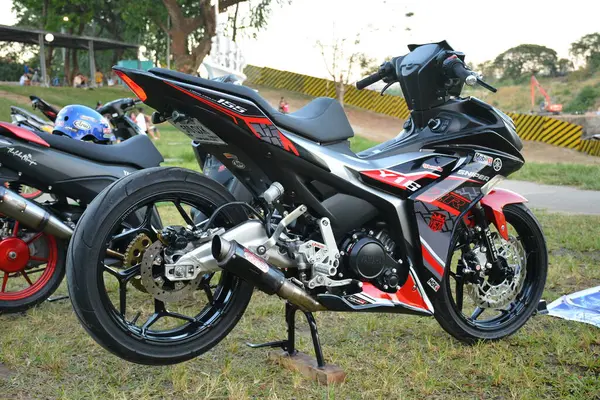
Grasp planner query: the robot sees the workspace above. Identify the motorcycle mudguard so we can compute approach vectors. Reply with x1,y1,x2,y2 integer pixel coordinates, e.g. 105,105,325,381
480,188,527,241
0,122,50,147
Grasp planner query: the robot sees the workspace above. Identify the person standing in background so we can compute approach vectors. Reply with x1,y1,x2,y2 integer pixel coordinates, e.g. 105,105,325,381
31,69,40,85
95,70,104,87
278,97,290,114
135,108,148,135
144,112,160,140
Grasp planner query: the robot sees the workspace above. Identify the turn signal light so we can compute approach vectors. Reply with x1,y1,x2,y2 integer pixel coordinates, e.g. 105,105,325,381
114,70,147,102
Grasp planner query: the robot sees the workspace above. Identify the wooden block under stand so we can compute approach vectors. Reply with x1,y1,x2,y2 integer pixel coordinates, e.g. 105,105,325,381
268,350,346,385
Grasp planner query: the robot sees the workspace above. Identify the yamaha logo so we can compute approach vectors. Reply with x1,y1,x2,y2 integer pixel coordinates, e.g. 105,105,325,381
493,158,503,171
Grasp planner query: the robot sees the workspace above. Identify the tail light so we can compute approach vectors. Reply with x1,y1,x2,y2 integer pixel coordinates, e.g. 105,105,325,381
114,70,147,102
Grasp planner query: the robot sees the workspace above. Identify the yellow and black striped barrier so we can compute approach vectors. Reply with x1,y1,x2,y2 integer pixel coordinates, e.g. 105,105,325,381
245,65,410,119
244,65,594,156
578,138,600,157
506,113,583,150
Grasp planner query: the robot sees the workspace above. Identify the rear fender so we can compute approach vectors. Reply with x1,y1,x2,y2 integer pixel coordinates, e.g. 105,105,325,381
0,122,49,147
480,188,527,240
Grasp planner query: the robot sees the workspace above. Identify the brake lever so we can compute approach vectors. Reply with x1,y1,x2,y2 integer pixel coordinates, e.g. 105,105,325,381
477,78,497,93
380,82,395,96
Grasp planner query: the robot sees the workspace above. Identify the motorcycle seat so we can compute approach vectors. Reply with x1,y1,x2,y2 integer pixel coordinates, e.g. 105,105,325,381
36,131,163,169
149,68,354,143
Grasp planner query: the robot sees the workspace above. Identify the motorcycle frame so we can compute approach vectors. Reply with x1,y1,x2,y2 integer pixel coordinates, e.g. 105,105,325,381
116,66,528,316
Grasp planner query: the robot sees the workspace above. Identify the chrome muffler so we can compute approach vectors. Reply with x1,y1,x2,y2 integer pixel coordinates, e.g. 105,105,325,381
212,236,325,312
0,186,72,239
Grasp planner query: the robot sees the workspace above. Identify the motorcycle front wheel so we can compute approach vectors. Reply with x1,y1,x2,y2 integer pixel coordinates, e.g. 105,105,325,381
434,203,548,343
67,167,253,365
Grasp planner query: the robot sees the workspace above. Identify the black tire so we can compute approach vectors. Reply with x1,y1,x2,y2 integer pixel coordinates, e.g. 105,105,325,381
67,167,254,365
0,239,66,314
433,203,547,343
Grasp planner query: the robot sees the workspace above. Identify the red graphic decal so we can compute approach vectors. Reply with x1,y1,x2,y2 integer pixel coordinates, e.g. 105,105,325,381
421,244,444,276
278,132,300,156
438,192,470,213
463,211,476,228
164,81,299,156
422,162,443,172
361,169,439,192
428,212,446,231
0,122,50,147
361,280,429,312
243,249,269,273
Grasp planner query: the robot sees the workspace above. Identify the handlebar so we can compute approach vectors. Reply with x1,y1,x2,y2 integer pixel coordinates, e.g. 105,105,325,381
443,55,497,93
97,98,142,116
356,71,383,90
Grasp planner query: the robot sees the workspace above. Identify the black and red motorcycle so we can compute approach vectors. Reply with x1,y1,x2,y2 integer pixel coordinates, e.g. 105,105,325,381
0,121,163,313
66,41,547,366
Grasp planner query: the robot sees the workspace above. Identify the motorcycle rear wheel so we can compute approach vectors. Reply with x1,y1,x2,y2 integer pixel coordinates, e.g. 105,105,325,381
433,203,547,343
67,167,253,365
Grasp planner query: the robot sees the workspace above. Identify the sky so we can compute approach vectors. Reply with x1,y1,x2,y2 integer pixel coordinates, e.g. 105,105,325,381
1,0,599,79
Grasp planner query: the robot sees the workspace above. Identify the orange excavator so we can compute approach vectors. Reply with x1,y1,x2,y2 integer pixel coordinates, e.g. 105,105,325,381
531,75,562,114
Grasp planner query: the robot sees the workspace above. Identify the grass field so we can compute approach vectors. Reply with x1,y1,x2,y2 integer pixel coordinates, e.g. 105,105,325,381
0,211,598,399
512,162,600,191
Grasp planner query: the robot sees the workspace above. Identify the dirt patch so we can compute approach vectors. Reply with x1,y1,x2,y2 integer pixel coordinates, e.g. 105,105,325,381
0,90,33,107
0,362,14,379
550,248,600,261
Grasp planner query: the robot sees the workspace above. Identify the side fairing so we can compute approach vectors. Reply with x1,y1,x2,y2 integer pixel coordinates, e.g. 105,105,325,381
411,152,498,283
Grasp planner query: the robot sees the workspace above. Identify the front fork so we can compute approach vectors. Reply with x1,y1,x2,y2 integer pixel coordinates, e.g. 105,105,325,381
472,203,500,265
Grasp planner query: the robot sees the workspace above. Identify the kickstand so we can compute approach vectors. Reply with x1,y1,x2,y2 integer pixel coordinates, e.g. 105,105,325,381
47,295,69,303
246,302,325,368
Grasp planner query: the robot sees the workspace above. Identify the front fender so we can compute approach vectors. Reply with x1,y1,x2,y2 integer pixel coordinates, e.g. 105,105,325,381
480,188,527,240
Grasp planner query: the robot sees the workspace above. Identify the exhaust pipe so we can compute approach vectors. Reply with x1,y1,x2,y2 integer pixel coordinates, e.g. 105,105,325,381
212,236,325,312
0,186,73,239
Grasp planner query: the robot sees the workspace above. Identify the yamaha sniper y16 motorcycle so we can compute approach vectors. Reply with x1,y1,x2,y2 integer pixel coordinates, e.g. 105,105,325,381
67,41,547,366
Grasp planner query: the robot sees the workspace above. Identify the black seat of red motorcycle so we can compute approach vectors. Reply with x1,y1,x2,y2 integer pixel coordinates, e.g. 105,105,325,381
149,68,354,143
35,131,163,169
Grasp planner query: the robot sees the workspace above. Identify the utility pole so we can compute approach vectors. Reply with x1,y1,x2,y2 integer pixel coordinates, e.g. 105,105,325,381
166,15,171,69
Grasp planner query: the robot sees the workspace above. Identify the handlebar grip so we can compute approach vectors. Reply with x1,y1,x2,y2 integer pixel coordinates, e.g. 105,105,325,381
451,62,473,81
356,72,382,90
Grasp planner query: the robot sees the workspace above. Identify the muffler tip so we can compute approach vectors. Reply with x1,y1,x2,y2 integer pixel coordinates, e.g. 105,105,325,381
212,236,232,262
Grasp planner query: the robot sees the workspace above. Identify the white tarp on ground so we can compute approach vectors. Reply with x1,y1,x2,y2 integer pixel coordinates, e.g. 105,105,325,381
547,285,600,328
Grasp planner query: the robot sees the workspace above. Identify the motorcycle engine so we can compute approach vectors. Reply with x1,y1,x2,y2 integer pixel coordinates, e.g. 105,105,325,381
341,229,408,293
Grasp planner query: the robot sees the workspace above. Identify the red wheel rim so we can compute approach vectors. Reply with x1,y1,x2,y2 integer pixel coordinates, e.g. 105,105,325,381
0,222,58,301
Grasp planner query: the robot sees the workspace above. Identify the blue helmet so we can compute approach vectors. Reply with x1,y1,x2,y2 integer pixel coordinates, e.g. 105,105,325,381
53,105,112,143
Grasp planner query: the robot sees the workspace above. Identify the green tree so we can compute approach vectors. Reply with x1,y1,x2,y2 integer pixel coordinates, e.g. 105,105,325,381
493,44,559,80
137,0,287,74
570,33,600,72
556,58,573,76
11,0,287,79
316,33,363,107
476,60,498,81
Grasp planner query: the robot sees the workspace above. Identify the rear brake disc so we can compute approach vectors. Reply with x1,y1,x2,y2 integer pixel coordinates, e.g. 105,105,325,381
140,240,203,302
